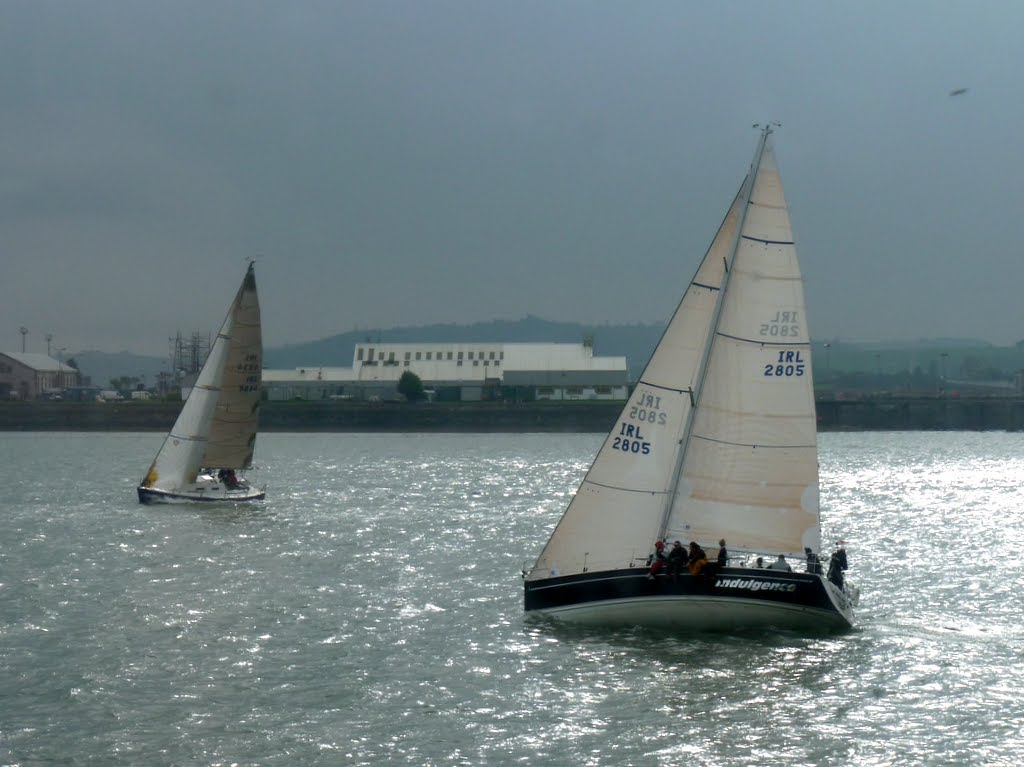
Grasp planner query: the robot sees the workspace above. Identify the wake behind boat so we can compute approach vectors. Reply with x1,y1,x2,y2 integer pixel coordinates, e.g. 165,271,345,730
138,263,265,504
523,125,856,631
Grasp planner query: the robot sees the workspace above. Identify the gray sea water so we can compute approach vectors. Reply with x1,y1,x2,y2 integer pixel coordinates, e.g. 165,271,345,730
2,430,1024,766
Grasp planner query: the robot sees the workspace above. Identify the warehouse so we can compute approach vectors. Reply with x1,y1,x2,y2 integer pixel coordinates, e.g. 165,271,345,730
263,340,629,402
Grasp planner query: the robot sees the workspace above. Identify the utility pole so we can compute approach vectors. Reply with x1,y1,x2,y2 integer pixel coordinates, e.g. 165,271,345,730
19,326,27,352
45,333,52,356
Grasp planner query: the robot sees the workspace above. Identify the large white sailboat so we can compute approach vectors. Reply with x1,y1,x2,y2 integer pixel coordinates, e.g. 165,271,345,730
523,126,855,631
138,263,265,504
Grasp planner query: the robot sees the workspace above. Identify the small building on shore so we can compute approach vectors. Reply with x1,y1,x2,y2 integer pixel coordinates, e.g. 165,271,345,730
0,352,80,400
263,341,629,402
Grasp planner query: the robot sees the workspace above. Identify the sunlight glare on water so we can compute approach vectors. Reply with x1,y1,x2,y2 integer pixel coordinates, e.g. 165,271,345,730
1,431,1024,765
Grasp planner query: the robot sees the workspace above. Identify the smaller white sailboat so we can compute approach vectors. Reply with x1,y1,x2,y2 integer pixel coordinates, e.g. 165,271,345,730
523,125,855,632
138,263,265,504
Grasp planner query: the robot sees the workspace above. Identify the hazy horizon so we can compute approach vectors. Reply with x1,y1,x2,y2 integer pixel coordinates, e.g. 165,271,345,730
3,2,1022,357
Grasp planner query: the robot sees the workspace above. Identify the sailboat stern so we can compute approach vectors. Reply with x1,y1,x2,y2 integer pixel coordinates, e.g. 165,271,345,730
524,567,853,632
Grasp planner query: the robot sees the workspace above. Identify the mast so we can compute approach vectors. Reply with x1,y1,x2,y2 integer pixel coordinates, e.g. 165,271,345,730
655,124,776,540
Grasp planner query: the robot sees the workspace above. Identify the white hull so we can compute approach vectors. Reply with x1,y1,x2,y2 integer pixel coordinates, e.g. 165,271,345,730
138,475,265,504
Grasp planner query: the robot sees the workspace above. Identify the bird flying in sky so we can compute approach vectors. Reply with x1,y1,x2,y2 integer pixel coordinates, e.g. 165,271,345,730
949,87,969,96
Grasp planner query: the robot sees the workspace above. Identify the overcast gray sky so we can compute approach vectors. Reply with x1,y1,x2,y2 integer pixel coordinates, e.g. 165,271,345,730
1,1,1020,357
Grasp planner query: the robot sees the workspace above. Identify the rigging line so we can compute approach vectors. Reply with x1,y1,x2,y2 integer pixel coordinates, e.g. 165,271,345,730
692,432,816,450
741,235,795,246
692,280,721,291
715,331,811,348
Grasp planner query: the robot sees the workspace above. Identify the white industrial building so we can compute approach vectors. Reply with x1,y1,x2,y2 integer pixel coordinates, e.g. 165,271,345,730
263,341,629,402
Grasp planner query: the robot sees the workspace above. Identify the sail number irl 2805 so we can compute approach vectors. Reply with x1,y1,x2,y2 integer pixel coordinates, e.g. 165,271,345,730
613,422,651,455
613,392,663,455
764,350,806,377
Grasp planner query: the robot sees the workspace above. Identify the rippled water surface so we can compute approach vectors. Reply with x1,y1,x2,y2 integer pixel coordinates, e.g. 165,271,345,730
3,431,1024,766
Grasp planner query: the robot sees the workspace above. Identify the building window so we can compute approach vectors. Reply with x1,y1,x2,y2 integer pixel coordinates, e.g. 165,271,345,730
483,360,489,366
357,348,364,361
468,351,474,360
404,361,410,367
473,360,479,366
500,351,505,360
378,352,384,361
405,351,411,360
415,352,421,360
494,360,500,367
426,352,432,360
457,360,463,366
388,352,395,362
457,351,463,360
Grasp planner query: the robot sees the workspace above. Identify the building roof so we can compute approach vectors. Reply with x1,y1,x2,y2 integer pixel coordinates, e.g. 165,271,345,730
1,352,76,373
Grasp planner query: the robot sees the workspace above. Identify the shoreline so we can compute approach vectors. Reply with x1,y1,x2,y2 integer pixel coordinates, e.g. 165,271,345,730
3,397,1024,432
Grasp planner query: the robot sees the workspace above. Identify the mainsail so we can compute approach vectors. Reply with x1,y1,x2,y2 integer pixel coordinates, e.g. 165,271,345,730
528,129,819,581
140,264,262,491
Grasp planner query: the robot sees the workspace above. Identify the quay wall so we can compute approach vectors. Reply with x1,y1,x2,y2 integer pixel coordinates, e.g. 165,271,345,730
4,398,1024,432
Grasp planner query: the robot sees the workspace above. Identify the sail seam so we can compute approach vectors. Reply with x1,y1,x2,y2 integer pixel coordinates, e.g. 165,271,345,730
741,235,794,246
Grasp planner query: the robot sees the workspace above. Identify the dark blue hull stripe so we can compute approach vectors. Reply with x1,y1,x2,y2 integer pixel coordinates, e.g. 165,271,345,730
525,567,851,628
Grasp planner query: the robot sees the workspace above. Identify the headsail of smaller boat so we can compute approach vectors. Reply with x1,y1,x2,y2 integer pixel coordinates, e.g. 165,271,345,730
137,263,265,504
523,126,855,631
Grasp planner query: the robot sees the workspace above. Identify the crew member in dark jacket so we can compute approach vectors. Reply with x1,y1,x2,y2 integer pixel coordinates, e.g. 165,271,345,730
667,540,689,579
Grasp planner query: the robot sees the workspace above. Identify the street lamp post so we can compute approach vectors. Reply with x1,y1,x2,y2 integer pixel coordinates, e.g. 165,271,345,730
19,326,27,353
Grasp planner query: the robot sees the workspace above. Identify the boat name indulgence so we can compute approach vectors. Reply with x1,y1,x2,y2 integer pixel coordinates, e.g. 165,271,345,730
716,577,797,593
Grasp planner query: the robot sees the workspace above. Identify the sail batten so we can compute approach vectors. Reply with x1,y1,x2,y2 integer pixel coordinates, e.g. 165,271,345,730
633,380,691,395
741,236,794,245
581,479,670,495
